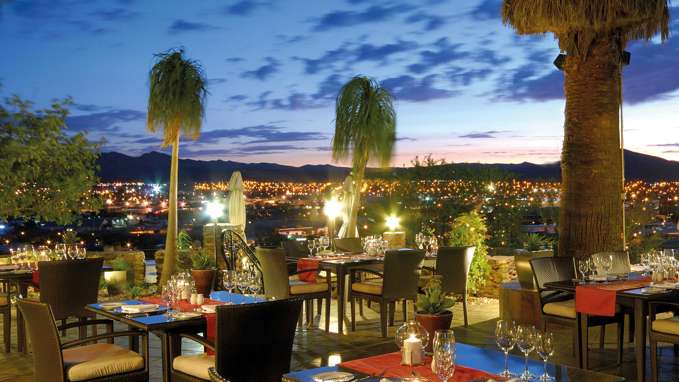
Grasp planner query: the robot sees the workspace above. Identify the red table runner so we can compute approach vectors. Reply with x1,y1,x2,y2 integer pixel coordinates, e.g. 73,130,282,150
140,296,226,355
575,278,651,316
339,352,503,382
297,258,320,282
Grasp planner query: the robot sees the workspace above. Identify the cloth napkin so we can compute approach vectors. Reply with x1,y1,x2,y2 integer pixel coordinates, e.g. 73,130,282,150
297,258,320,282
121,304,159,313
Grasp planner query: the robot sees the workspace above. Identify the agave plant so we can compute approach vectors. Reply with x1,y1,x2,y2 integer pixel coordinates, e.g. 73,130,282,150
416,277,455,315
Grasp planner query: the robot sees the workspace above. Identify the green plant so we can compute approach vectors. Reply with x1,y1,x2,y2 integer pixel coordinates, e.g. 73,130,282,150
176,230,193,251
110,257,131,271
523,233,554,252
191,248,215,270
147,48,208,287
416,277,455,315
62,230,79,245
447,210,490,294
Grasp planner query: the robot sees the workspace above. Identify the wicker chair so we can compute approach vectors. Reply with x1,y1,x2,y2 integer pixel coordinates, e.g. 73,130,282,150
434,246,475,327
171,298,303,382
17,299,148,382
649,301,679,382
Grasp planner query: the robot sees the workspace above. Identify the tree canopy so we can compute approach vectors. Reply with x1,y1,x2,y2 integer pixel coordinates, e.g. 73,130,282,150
0,95,101,224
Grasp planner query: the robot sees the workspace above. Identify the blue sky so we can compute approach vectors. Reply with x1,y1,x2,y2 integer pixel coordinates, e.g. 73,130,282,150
1,0,678,166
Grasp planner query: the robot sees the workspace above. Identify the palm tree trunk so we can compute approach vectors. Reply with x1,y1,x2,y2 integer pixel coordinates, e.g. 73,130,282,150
346,167,365,238
160,138,180,286
558,36,625,259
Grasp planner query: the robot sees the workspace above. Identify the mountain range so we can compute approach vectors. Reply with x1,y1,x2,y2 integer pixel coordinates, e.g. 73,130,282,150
97,150,679,183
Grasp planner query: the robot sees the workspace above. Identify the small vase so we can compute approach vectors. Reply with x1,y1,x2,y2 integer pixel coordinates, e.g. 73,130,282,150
191,269,215,297
415,310,453,352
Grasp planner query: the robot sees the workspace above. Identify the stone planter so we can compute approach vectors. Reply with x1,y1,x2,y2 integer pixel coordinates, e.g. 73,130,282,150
192,269,216,297
415,310,453,352
104,270,127,285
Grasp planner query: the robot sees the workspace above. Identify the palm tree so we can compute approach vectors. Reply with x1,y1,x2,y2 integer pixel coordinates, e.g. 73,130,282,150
147,49,207,286
502,1,670,259
332,76,396,238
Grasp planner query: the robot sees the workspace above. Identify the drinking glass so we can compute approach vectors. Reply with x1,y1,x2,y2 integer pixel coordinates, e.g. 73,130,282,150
308,239,317,257
320,236,330,252
433,330,456,382
515,325,537,381
496,320,516,378
222,270,234,294
237,271,249,295
248,272,261,295
601,254,613,277
577,259,589,281
536,332,555,381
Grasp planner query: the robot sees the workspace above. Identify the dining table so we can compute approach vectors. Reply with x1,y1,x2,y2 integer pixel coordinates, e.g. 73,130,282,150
0,266,33,353
86,291,265,382
544,274,679,382
283,342,625,382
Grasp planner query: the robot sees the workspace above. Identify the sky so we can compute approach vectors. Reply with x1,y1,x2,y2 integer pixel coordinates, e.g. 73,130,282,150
1,0,679,167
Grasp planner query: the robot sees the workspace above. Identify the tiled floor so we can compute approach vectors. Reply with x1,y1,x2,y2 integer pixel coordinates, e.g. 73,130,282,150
2,298,679,382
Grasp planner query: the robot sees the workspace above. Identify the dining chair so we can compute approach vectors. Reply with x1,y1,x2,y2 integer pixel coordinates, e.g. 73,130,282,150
255,247,331,331
39,258,113,339
349,249,425,337
1,280,10,352
171,298,303,382
434,246,475,327
17,299,148,382
334,238,363,253
649,301,679,382
530,256,625,369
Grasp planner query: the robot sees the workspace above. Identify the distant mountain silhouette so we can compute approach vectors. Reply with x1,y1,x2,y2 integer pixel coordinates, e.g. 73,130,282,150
97,150,679,183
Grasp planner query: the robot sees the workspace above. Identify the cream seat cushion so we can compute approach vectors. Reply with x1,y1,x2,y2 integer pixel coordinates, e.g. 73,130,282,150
289,280,328,294
63,343,144,381
352,280,383,295
173,353,215,380
652,317,679,335
542,299,576,319
0,295,7,306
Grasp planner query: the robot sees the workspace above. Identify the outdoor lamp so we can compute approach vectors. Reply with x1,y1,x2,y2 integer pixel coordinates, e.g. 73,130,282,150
205,200,225,221
323,197,342,220
383,213,405,249
385,214,401,231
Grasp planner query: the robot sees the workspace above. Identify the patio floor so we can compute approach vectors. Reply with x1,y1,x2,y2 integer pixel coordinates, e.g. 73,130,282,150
2,297,678,382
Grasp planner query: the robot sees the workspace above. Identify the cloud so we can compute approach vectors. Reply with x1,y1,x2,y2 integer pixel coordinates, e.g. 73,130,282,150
242,75,344,111
470,0,502,20
405,12,446,31
241,57,280,80
382,74,457,102
460,130,504,139
90,7,138,21
168,19,217,34
650,143,679,147
223,0,269,16
407,38,469,74
73,103,111,112
226,94,248,102
181,144,327,157
225,57,244,63
66,109,145,132
493,63,563,102
207,78,227,85
198,124,326,144
311,4,413,31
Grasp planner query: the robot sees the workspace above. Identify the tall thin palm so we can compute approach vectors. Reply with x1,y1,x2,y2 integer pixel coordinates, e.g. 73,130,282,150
332,76,396,238
502,1,670,259
147,48,207,286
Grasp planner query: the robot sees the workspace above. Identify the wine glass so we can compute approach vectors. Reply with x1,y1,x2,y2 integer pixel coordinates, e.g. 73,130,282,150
496,320,516,378
320,236,329,252
308,239,317,257
536,332,555,381
515,325,537,381
237,271,249,295
601,254,613,278
433,330,456,382
577,259,590,281
248,272,261,295
222,270,234,293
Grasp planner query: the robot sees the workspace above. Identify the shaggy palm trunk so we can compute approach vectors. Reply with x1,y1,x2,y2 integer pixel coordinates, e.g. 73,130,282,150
345,167,365,239
558,36,625,259
160,138,180,286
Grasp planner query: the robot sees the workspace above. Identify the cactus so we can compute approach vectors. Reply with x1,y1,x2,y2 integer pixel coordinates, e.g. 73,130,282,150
416,277,455,315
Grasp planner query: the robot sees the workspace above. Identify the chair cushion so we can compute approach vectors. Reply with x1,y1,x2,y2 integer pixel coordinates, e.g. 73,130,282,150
63,343,144,381
173,353,215,380
289,280,328,295
542,299,576,319
0,295,7,306
652,317,679,335
352,280,383,295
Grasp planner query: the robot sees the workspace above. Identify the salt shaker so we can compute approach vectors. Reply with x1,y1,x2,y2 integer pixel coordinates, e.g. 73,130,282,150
196,294,204,305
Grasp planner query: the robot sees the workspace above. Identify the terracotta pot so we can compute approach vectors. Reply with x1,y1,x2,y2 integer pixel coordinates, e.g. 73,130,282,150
191,269,215,297
415,310,453,352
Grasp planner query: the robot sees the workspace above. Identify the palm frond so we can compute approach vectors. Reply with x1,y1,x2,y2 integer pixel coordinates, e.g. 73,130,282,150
147,48,208,146
502,0,670,54
332,76,396,173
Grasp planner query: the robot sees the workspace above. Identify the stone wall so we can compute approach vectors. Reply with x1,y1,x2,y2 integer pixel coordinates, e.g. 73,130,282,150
475,256,517,298
94,250,146,285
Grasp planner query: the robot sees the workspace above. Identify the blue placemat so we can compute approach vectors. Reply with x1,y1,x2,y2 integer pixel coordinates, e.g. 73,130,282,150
209,291,266,304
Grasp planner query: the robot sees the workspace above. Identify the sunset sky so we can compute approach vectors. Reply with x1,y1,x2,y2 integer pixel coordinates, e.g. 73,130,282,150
1,0,678,167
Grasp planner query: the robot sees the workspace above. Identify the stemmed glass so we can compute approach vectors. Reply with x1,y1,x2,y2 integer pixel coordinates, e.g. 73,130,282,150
515,325,537,381
308,239,317,257
601,254,613,278
536,332,555,381
319,236,330,252
248,272,261,295
495,320,516,378
432,330,456,382
577,259,590,281
237,271,249,295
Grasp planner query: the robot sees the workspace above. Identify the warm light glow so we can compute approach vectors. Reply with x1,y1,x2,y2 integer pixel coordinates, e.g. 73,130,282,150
205,200,225,220
327,354,342,367
323,197,343,219
385,214,401,231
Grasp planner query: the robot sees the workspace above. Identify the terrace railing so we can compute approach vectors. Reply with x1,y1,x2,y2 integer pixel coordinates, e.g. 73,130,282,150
220,228,261,273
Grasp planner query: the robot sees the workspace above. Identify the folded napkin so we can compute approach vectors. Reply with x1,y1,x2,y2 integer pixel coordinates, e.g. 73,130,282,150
200,304,218,313
121,304,159,313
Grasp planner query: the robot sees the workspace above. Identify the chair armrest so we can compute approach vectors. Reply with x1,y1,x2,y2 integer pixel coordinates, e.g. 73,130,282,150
177,333,215,352
62,330,146,349
208,367,228,382
649,300,679,317
349,268,384,279
58,319,113,331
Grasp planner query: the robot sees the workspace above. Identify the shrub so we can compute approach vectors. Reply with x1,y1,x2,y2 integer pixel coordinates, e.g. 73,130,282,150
191,248,216,270
110,257,131,271
447,210,490,294
523,233,554,252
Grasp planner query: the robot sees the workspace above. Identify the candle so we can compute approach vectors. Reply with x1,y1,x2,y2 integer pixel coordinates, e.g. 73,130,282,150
196,294,204,305
402,334,422,365
190,293,198,305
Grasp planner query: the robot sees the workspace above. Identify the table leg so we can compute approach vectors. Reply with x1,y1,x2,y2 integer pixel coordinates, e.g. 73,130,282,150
156,331,172,382
16,283,28,353
336,265,346,335
634,299,647,382
129,324,139,352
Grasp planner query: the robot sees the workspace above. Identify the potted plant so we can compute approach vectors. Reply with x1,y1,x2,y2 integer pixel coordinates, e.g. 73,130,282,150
415,277,455,351
104,257,130,293
191,248,216,296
